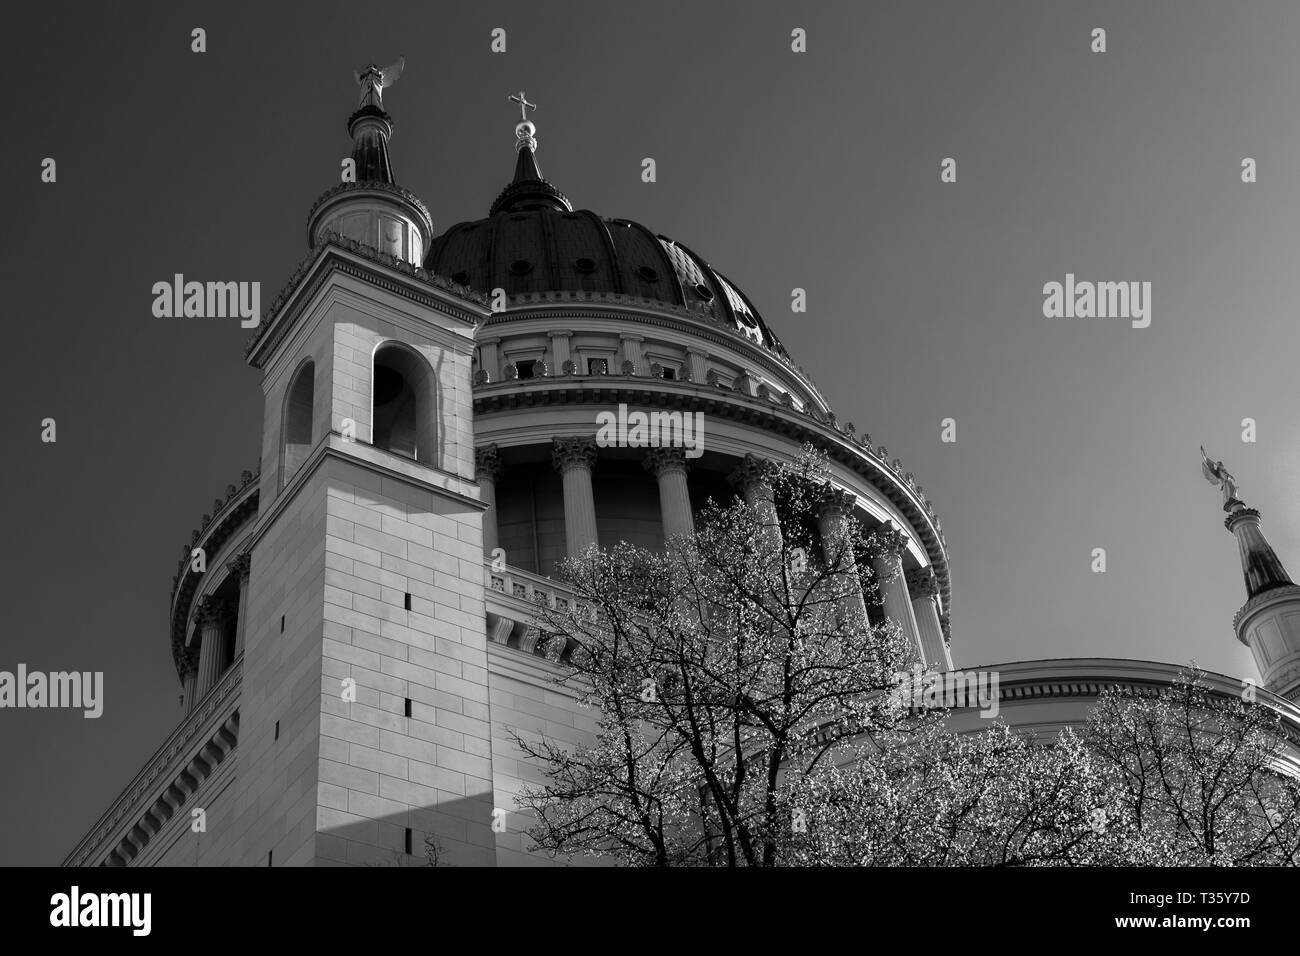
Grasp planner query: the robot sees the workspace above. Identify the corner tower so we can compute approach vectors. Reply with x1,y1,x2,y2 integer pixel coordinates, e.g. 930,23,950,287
1203,448,1300,702
230,63,496,866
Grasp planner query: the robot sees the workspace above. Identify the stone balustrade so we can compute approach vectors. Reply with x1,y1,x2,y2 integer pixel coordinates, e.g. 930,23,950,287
485,562,582,662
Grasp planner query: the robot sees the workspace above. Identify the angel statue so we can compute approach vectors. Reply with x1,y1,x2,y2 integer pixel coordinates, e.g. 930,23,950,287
1201,445,1242,511
355,57,405,110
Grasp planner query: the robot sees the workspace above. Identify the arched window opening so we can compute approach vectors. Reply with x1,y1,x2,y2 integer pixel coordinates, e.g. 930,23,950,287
373,343,436,464
282,360,315,483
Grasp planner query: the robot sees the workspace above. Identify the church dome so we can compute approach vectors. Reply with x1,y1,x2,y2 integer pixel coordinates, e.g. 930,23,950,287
424,114,787,358
427,210,785,356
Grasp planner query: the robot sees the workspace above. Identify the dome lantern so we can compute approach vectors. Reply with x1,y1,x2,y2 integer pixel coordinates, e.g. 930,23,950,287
489,91,573,216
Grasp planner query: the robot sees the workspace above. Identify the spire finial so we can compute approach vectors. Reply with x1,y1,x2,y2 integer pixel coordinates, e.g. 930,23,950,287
1201,445,1245,512
355,57,405,110
509,90,537,122
509,91,538,152
488,90,572,215
1204,447,1295,602
344,57,407,184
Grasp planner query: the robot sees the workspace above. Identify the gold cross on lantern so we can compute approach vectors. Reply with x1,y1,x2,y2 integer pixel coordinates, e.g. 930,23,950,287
508,91,537,121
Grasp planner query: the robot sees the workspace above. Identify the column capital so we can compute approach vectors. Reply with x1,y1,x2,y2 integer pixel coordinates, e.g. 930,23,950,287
193,595,234,628
619,332,645,343
904,566,938,598
552,437,597,475
872,524,910,560
727,453,774,493
939,611,952,646
643,446,689,479
180,647,200,675
225,551,251,582
813,484,856,519
475,444,503,482
873,528,915,564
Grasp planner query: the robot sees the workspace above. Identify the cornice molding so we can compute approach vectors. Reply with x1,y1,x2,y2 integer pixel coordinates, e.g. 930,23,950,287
169,473,259,677
1233,583,1300,635
305,181,434,240
990,675,1300,748
245,236,489,368
961,658,1300,737
62,656,243,867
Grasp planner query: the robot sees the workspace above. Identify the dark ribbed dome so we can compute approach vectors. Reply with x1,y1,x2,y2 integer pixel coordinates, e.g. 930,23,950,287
425,205,787,356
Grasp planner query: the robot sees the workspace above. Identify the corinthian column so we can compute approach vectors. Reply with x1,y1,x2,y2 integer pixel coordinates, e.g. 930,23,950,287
552,437,599,557
728,454,782,551
226,551,252,656
815,485,868,623
871,526,924,663
193,596,235,701
644,447,694,540
476,445,503,558
180,648,200,714
905,567,951,671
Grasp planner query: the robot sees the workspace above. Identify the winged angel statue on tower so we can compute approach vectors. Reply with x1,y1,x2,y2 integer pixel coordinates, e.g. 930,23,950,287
355,57,405,110
1201,445,1244,512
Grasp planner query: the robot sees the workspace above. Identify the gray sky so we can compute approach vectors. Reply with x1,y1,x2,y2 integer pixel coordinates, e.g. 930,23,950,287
2,0,1297,865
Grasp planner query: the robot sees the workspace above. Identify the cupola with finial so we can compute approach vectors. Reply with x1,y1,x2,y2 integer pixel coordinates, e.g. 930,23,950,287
1202,446,1300,701
306,57,433,265
489,91,572,216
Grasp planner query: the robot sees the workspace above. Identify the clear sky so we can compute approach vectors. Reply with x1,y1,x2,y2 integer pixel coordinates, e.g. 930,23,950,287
2,0,1298,865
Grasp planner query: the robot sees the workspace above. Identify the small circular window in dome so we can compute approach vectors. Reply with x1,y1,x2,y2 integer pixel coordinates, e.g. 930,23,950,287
450,270,470,285
637,266,659,282
694,282,715,301
509,259,533,276
575,257,597,273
